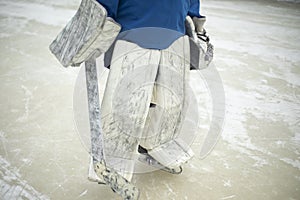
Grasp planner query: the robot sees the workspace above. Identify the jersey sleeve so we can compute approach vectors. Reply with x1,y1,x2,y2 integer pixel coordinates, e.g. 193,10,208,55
188,0,203,18
96,0,119,19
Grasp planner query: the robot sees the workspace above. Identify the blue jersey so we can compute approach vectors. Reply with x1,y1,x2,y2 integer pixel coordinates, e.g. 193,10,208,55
97,0,202,49
97,0,201,33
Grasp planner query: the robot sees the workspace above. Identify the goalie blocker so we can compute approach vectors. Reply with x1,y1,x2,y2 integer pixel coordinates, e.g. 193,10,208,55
49,0,121,67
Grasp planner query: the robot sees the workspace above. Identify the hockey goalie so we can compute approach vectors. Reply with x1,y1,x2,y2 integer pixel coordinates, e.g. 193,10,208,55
49,0,213,199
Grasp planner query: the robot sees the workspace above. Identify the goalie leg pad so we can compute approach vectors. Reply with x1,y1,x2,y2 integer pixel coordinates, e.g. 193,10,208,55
140,36,197,167
101,40,161,181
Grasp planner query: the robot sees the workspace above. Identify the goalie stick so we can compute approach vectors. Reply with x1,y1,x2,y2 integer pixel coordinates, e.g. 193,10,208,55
85,57,140,200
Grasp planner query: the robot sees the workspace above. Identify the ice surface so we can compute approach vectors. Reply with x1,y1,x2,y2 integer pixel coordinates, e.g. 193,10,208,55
0,0,300,199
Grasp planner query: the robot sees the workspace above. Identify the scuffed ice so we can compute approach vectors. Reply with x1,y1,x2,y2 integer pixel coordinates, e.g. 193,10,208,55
0,156,49,200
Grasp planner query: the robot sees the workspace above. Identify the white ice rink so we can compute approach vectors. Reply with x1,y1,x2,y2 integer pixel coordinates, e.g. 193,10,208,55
0,0,299,199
